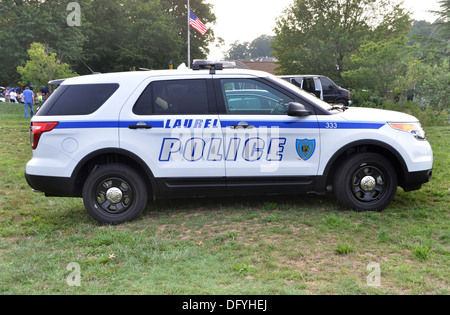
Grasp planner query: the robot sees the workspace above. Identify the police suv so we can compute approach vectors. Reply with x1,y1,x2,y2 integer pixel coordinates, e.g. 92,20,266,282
25,61,433,224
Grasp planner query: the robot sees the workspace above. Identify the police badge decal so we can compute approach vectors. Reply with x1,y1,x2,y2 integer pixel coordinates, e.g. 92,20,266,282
296,139,316,161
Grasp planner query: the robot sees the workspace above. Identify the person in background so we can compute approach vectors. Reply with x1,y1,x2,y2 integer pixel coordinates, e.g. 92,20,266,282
5,88,10,102
37,92,43,106
40,87,48,101
10,89,17,103
23,86,35,119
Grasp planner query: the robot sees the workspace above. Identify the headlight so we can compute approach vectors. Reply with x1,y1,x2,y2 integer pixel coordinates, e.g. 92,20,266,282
388,122,426,140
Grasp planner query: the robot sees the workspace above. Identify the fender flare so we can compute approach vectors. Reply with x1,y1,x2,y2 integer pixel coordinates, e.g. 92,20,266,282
71,147,158,197
322,139,409,186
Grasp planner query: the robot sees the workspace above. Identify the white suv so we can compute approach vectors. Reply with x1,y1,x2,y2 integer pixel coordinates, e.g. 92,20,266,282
25,62,433,224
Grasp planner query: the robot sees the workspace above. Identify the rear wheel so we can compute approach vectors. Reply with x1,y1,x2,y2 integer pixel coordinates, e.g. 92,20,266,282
333,153,397,211
82,163,148,224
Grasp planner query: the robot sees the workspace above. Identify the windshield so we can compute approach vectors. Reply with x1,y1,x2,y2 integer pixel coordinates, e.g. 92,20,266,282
268,75,333,111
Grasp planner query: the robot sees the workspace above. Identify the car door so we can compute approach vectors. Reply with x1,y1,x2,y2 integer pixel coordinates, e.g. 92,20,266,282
119,75,225,196
302,77,322,99
214,75,320,194
313,77,323,100
320,77,338,103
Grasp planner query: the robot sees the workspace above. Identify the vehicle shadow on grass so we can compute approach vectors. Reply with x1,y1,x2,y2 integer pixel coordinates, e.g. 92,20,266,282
142,193,344,217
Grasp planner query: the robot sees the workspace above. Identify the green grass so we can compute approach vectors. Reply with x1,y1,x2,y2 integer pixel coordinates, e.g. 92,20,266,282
0,102,448,294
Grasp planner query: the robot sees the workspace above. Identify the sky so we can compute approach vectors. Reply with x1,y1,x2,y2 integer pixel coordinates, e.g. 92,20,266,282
204,0,443,60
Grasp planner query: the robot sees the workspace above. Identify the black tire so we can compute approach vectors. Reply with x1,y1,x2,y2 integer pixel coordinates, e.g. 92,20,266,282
333,153,397,211
82,163,148,224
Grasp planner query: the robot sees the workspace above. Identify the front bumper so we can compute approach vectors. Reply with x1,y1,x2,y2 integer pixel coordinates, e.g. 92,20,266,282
401,169,433,192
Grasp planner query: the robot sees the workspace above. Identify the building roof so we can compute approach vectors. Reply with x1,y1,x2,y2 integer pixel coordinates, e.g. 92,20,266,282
239,58,278,74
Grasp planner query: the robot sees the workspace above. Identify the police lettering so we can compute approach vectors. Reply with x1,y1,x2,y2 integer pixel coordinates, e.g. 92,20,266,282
159,137,286,162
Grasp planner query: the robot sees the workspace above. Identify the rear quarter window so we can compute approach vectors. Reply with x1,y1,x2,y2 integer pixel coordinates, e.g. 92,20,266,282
37,83,119,116
133,79,209,115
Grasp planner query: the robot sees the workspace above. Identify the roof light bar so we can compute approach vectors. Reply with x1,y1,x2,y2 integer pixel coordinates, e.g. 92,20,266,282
192,60,223,74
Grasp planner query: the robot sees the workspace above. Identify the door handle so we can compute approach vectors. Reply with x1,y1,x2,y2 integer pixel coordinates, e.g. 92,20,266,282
230,123,254,130
128,124,152,130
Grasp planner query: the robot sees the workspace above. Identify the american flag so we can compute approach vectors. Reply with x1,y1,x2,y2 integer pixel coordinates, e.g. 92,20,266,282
189,10,208,36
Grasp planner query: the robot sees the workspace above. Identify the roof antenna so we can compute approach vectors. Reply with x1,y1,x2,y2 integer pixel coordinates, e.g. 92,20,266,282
78,57,101,74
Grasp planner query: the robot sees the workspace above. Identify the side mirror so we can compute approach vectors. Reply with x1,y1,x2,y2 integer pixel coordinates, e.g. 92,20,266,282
287,102,311,116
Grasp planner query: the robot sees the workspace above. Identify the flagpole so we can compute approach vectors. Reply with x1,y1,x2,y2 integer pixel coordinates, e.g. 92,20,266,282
187,0,191,69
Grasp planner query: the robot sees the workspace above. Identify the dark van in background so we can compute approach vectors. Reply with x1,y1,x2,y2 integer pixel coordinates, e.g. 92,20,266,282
279,75,351,106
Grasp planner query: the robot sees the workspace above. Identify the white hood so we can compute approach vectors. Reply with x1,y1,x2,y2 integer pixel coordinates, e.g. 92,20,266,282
341,107,419,123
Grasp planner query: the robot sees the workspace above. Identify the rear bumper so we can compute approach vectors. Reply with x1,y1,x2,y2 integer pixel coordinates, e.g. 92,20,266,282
401,169,433,192
25,173,79,197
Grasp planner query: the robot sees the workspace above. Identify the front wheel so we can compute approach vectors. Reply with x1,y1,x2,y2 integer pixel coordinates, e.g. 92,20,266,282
82,163,148,224
333,153,397,211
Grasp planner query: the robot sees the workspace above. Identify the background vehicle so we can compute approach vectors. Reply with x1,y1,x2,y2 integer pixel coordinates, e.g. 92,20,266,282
0,87,5,102
279,75,351,106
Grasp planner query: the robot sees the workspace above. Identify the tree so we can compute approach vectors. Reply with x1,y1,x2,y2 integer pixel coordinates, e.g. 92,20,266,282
249,35,274,58
224,41,251,60
224,35,274,60
117,0,184,70
0,0,85,84
74,0,138,74
414,0,449,63
17,43,78,93
403,2,449,109
35,0,86,63
414,58,450,109
0,0,215,82
343,37,417,99
75,0,215,72
272,0,412,83
430,0,450,53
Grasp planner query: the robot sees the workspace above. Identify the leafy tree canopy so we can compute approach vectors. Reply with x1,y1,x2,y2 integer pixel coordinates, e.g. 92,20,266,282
0,0,216,84
224,35,274,60
342,37,415,98
17,42,78,93
272,0,412,84
0,0,84,84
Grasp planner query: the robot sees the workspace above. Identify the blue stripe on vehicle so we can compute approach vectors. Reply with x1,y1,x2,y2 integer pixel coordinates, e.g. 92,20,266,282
317,122,385,129
56,121,119,129
55,121,165,129
54,120,384,130
119,121,165,128
221,120,385,129
220,120,318,129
